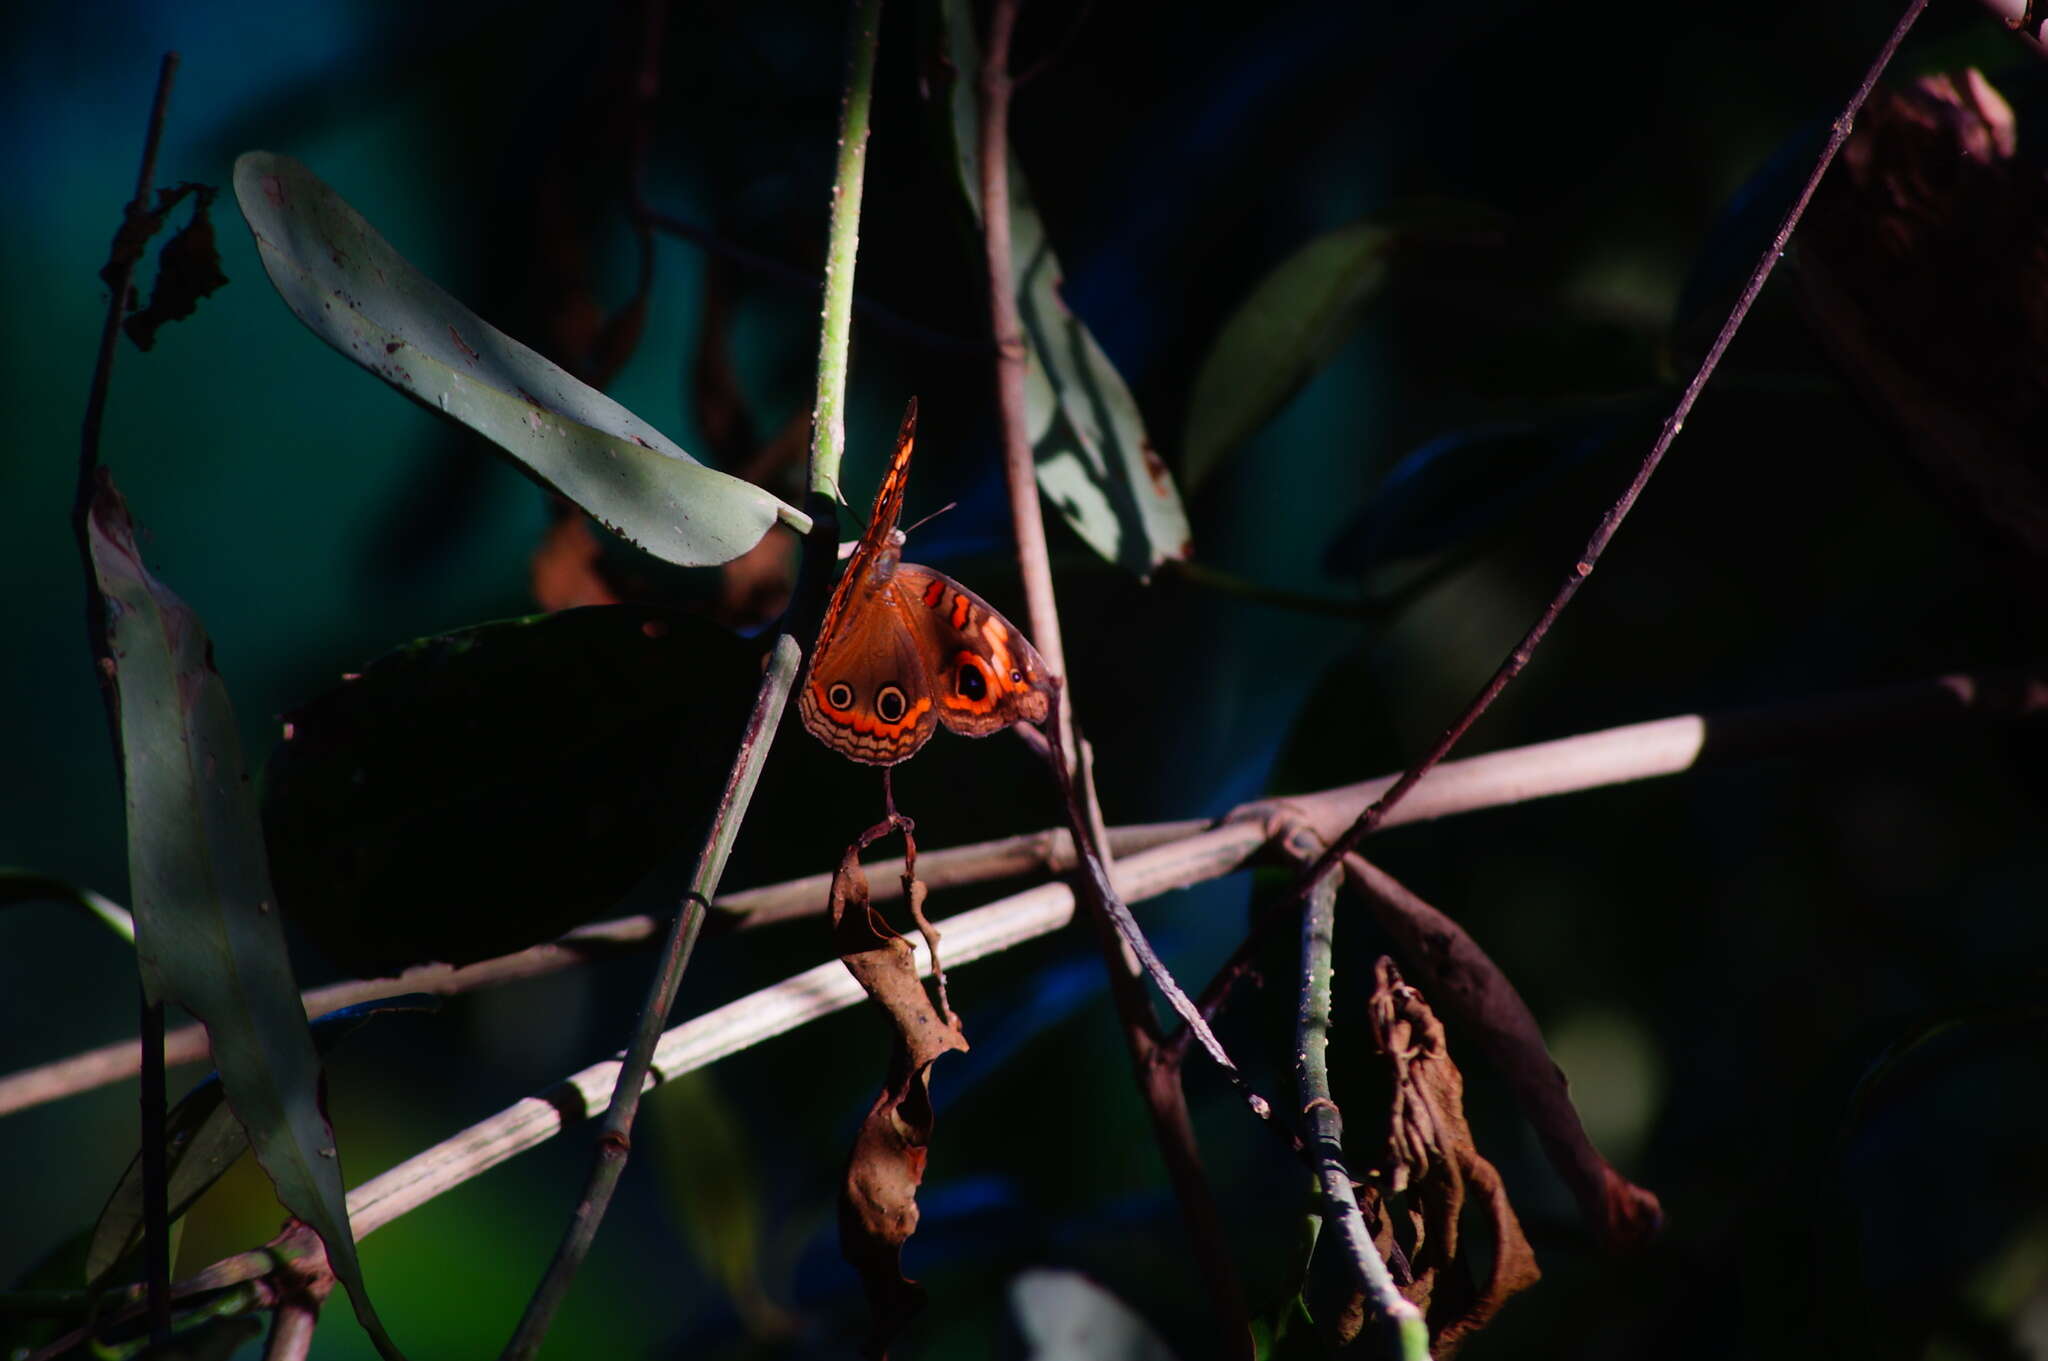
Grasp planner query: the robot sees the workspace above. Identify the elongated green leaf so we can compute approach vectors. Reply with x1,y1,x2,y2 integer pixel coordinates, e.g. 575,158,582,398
87,474,406,1361
87,995,440,1286
231,152,809,568
935,5,1192,575
1183,221,1396,491
0,869,135,942
650,1069,794,1338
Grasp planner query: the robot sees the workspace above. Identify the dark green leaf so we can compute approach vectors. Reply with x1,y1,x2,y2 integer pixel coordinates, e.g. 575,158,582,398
933,5,1192,575
262,606,759,976
650,1069,794,1339
1250,1293,1325,1361
1183,222,1395,492
1322,399,1652,576
86,475,407,1361
87,996,439,1286
231,152,809,570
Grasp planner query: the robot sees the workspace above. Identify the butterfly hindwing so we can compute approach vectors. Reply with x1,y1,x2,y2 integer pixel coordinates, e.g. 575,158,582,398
799,398,1056,767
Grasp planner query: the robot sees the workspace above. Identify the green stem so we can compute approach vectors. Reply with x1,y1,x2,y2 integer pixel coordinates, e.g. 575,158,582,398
1296,872,1429,1358
808,0,886,502
499,639,800,1361
501,4,885,1352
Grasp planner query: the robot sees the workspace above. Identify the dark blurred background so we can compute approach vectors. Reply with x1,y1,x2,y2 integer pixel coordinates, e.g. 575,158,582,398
5,1,2047,1357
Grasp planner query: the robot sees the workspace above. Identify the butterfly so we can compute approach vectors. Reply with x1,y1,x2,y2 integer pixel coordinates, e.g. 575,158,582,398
800,399,1057,766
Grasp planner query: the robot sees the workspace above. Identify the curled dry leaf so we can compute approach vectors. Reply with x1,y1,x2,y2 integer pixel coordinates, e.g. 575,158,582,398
1364,957,1540,1353
830,845,969,1356
1347,854,1663,1250
124,184,229,352
1797,68,2048,564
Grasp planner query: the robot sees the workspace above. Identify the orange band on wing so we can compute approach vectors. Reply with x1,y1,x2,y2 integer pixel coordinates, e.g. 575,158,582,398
808,680,931,737
943,652,1002,715
950,593,970,630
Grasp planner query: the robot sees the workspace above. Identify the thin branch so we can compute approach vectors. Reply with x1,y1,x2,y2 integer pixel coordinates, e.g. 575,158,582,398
259,1227,333,1361
1291,0,1933,901
346,819,1270,1242
0,820,1201,1118
1296,867,1429,1358
977,6,1252,1346
6,665,2038,1120
75,51,180,1348
45,655,2048,1294
503,4,885,1353
138,995,170,1344
499,637,800,1359
980,0,1067,707
1974,0,2048,56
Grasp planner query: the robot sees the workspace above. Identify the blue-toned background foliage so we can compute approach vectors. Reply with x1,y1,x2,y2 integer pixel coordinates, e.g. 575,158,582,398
5,1,2045,1357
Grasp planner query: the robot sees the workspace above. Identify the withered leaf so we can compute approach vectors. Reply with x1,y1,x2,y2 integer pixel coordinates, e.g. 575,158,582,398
1348,855,1663,1250
1797,69,2048,564
831,846,968,1357
125,184,229,351
1366,957,1540,1353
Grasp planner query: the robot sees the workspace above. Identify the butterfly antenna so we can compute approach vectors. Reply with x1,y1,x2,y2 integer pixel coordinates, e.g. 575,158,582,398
902,501,958,538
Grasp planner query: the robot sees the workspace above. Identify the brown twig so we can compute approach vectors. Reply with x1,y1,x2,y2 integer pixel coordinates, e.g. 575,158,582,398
977,5,1253,1344
259,1224,334,1361
1340,853,1663,1249
1289,0,1933,903
498,637,799,1360
8,664,2038,1122
0,821,1203,1118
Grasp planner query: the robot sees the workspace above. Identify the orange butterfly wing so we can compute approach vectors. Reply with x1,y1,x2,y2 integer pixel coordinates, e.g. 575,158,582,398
800,399,1056,766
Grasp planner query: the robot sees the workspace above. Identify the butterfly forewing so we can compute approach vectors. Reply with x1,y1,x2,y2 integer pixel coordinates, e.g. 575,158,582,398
801,398,1057,766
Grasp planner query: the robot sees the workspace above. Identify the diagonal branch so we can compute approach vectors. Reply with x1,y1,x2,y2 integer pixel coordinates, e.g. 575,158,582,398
6,664,2038,1123
1290,0,1933,902
976,1,1255,1347
499,2,887,1351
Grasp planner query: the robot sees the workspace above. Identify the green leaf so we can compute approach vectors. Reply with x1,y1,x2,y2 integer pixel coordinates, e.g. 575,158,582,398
933,5,1193,576
649,1069,794,1339
1183,221,1396,492
87,996,440,1287
0,869,135,942
1250,1293,1325,1361
262,605,761,976
86,474,407,1361
1009,1270,1182,1361
230,152,809,569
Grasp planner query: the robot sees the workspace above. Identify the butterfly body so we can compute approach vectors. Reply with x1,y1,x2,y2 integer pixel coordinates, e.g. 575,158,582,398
801,400,1056,766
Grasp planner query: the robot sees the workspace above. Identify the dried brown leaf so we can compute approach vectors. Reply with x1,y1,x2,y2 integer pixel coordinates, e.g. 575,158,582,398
831,847,968,1357
1367,957,1539,1352
124,184,229,351
1347,854,1663,1251
1797,68,2048,564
